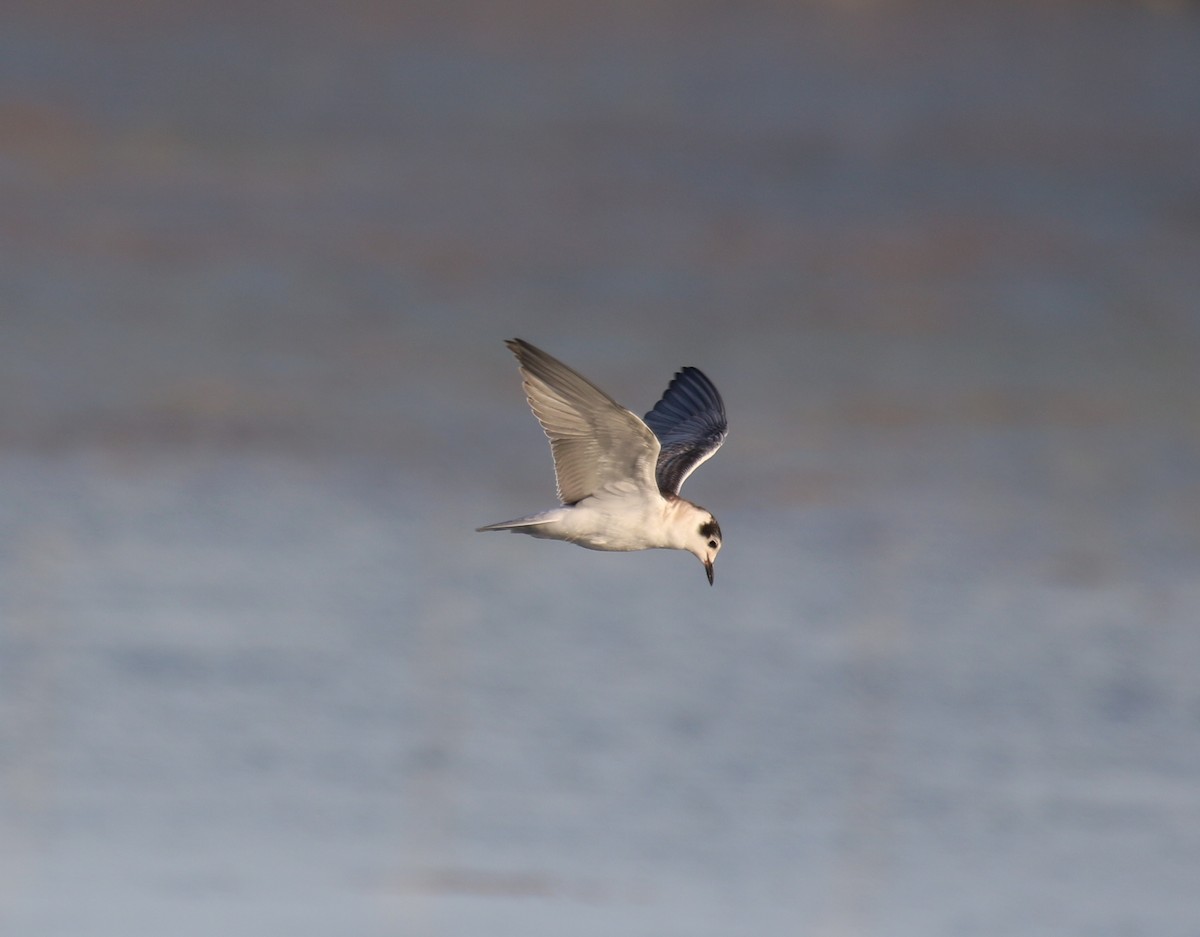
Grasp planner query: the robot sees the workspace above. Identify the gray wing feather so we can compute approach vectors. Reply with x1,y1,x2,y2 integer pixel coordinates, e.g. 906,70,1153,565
643,366,727,496
506,339,661,505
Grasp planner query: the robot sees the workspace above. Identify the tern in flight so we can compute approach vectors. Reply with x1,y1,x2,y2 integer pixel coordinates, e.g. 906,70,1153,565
477,339,728,584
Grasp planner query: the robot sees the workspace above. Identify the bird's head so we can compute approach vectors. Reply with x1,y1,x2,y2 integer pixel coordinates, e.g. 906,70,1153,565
690,513,723,586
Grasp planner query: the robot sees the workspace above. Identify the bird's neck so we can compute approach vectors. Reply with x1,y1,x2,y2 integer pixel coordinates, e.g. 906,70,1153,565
661,496,705,549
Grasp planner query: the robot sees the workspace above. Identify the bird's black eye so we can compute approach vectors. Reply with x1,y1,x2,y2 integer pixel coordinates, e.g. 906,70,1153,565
707,540,718,550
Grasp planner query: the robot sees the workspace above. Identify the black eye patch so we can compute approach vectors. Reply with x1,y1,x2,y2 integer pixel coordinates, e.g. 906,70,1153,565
699,519,721,540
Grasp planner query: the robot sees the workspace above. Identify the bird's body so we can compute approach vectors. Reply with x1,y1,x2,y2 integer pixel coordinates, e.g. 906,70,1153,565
485,485,701,552
478,339,727,583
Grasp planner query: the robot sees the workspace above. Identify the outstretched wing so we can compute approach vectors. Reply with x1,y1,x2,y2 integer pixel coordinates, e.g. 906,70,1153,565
506,339,661,505
643,366,727,496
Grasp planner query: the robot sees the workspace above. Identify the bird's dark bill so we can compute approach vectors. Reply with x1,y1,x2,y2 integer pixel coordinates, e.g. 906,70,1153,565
704,559,714,585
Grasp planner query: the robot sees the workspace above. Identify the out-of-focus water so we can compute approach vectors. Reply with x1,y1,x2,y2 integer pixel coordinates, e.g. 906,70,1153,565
2,3,1200,935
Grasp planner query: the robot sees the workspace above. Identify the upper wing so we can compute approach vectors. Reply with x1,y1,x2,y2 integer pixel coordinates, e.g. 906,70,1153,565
506,339,661,505
643,366,727,496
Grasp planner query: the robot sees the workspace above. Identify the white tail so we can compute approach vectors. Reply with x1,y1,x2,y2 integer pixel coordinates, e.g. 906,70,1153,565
475,508,565,534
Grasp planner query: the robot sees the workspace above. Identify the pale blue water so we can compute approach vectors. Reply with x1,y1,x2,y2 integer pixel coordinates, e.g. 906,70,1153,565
2,3,1200,935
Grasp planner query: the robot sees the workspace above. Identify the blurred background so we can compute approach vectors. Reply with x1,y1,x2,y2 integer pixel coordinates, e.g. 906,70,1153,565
2,2,1199,934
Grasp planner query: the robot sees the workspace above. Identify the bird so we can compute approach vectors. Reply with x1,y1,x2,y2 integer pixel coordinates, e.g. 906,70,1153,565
477,338,728,584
